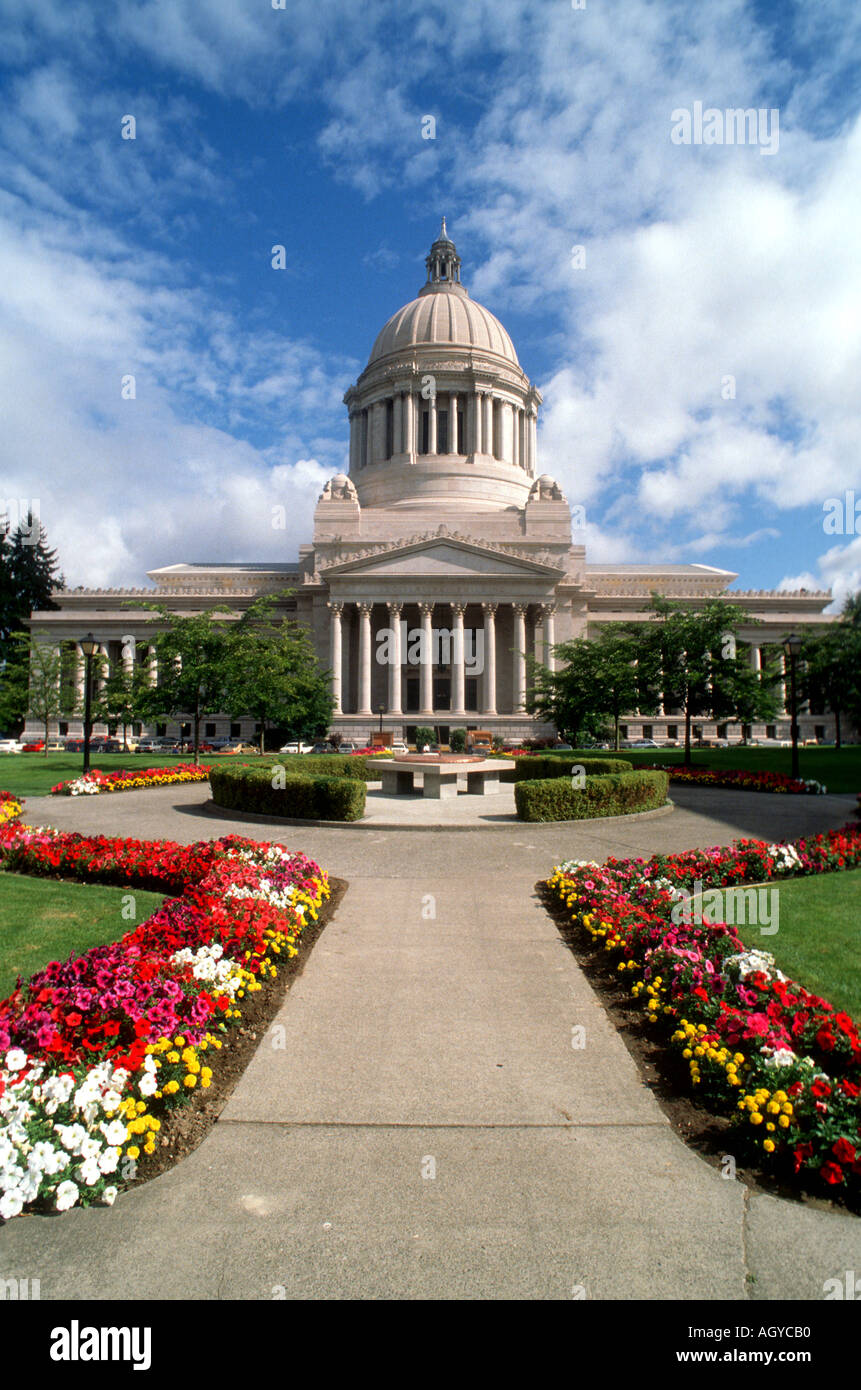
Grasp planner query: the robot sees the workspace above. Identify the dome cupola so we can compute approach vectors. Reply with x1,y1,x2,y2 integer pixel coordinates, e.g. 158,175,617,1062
343,222,542,511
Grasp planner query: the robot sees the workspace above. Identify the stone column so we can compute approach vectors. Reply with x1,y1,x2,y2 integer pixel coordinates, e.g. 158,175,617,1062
482,602,497,715
748,643,761,673
393,395,403,455
451,602,466,716
474,392,483,453
349,412,358,471
528,408,537,474
467,395,476,456
428,393,437,455
357,602,373,716
328,601,343,716
483,394,493,458
512,407,520,469
386,601,403,716
365,408,373,468
512,603,527,712
147,646,158,687
97,643,110,692
534,608,545,667
418,602,434,715
543,604,557,673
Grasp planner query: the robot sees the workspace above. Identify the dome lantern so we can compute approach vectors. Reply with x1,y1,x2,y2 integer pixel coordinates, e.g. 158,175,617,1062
421,216,464,296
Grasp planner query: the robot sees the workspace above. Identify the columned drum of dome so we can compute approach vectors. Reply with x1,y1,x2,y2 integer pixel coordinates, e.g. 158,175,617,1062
343,221,541,512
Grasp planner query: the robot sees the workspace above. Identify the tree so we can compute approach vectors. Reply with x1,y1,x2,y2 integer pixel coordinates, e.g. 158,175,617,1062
0,512,65,731
528,626,650,749
637,595,780,764
222,597,333,754
94,661,152,751
802,591,861,746
0,512,64,664
0,634,65,753
136,608,232,765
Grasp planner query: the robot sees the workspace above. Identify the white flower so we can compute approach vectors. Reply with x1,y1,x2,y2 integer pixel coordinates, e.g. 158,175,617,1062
763,1047,797,1068
55,1180,79,1211
0,1189,24,1220
138,1072,158,1097
5,1049,27,1073
101,1186,118,1206
77,1158,101,1188
100,1120,128,1147
98,1147,120,1175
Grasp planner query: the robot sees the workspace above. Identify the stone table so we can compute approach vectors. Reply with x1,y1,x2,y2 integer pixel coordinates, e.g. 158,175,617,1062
373,757,511,800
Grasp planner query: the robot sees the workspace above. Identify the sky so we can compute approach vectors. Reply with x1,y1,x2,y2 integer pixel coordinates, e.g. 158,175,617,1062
0,0,859,609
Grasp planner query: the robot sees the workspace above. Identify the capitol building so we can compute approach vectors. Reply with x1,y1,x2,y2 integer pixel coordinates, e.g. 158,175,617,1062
28,222,836,746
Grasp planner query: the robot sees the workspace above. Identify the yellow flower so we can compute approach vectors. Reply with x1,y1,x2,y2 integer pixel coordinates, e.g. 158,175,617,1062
184,1074,197,1088
763,1139,775,1153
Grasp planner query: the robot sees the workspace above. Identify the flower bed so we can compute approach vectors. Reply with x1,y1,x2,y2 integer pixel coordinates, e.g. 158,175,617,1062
50,764,212,796
0,816,329,1219
648,766,828,795
0,791,23,826
546,821,861,1194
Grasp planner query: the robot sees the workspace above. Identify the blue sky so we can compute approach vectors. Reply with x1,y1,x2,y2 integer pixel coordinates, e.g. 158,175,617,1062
1,0,859,607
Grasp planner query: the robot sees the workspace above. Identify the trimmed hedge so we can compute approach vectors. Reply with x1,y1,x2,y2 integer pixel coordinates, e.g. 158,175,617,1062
210,763,366,821
503,755,633,784
515,769,669,822
259,754,373,781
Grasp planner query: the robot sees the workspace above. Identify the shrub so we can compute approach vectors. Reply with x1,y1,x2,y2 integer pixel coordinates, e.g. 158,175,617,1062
515,769,668,822
259,754,372,781
210,763,366,821
448,728,467,752
414,726,435,749
502,755,633,783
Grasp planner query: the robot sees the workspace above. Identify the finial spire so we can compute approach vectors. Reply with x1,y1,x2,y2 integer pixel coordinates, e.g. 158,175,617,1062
440,215,447,238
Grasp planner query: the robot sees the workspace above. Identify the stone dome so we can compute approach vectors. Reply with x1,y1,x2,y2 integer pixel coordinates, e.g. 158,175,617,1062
369,292,519,366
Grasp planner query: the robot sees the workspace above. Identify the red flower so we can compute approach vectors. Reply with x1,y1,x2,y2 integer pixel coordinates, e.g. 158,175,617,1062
820,1161,845,1186
811,1079,831,1099
792,1143,813,1173
833,1138,857,1165
839,1079,860,1099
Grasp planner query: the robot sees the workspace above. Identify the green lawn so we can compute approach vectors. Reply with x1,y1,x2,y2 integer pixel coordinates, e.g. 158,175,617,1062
0,753,199,798
0,873,165,1000
732,868,861,1019
587,746,861,795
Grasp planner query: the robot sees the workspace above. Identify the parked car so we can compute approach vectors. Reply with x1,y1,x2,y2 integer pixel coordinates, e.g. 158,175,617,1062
221,741,260,754
21,740,45,752
390,740,409,754
0,738,23,754
335,739,362,753
134,738,161,754
307,742,337,754
623,738,659,748
279,740,314,754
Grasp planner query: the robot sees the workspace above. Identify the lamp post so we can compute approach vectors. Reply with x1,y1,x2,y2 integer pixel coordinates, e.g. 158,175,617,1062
80,633,99,774
782,633,802,780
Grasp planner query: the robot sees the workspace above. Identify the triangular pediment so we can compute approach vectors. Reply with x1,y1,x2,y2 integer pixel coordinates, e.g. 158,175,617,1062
321,537,563,579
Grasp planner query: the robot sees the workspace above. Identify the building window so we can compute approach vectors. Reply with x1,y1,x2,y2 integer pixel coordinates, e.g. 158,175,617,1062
230,722,241,738
766,725,776,740
815,725,826,740
205,723,216,737
717,723,728,739
693,725,703,740
465,676,478,710
420,410,430,454
59,721,68,736
456,406,464,454
642,724,652,739
666,724,677,739
619,724,628,741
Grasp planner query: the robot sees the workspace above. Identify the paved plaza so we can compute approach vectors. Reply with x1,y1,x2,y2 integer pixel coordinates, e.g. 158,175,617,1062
1,783,859,1299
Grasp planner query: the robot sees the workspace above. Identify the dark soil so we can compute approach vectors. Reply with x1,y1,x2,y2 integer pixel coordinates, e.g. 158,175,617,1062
124,877,348,1189
536,881,861,1216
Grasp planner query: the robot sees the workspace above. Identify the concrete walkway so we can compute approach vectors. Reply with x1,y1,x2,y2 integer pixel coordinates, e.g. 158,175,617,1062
1,785,859,1298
